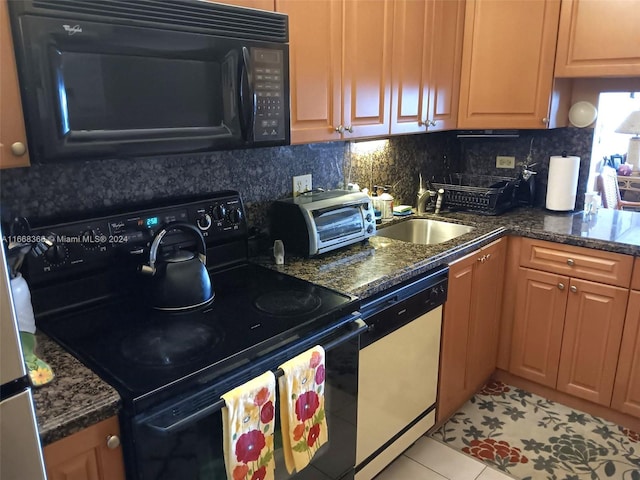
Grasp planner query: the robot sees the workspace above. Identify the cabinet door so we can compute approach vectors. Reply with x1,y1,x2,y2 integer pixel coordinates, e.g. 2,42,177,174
425,0,465,132
0,0,30,168
342,0,393,139
466,238,506,392
438,252,475,423
556,279,628,406
390,0,433,135
612,291,640,418
44,417,125,480
555,0,640,77
457,0,561,129
276,0,342,144
509,267,568,388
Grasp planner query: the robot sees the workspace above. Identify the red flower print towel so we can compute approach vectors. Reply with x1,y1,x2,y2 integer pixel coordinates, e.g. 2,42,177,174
222,371,276,480
278,346,328,474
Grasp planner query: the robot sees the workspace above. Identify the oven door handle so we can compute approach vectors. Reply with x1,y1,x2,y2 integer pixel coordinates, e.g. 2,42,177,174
143,318,367,435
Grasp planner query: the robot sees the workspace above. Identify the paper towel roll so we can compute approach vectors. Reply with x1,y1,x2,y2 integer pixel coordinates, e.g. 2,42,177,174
546,155,580,211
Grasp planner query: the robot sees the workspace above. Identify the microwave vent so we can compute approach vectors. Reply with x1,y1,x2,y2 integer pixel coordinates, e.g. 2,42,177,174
29,0,288,42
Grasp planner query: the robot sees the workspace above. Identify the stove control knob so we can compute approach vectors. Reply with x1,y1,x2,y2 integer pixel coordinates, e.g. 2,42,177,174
106,435,120,450
45,244,67,265
211,204,226,222
227,207,243,224
80,228,102,250
196,213,212,231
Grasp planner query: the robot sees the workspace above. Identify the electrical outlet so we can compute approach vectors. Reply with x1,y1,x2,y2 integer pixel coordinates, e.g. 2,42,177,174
293,174,312,197
496,156,516,169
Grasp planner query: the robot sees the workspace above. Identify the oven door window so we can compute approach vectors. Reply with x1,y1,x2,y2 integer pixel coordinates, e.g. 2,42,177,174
314,207,364,243
131,339,358,480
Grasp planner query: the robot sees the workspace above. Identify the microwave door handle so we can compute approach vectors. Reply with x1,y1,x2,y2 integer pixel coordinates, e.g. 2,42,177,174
239,46,255,141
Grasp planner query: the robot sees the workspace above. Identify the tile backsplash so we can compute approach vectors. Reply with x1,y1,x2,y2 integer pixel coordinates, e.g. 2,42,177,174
0,127,594,232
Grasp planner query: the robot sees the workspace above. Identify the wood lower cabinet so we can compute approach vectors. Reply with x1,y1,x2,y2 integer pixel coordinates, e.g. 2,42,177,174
555,0,640,77
43,416,125,480
556,278,628,405
509,267,567,388
612,291,640,418
457,0,565,129
390,0,464,135
0,0,30,168
438,238,506,423
510,260,630,406
277,0,393,143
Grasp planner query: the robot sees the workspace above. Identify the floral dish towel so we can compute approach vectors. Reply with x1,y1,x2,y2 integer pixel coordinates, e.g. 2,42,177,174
278,346,328,474
222,371,276,480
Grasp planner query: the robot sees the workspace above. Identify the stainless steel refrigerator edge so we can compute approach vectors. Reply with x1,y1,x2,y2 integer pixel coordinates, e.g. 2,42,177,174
0,242,46,480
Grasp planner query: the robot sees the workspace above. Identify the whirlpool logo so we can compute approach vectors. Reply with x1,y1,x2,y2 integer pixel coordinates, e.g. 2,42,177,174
62,24,82,35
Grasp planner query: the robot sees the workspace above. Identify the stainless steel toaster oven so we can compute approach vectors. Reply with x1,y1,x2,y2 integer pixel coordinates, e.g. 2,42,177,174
270,190,376,257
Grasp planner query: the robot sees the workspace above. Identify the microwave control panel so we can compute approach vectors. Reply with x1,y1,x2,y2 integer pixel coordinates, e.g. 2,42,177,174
253,48,286,142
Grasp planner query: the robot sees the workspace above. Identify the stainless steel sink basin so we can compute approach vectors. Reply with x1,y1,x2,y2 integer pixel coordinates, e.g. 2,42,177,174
375,218,475,245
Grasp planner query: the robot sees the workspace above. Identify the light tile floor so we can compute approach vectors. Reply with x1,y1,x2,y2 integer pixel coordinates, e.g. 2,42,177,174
374,437,515,480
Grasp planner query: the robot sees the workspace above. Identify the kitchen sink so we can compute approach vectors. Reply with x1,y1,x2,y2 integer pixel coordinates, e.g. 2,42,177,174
375,218,475,245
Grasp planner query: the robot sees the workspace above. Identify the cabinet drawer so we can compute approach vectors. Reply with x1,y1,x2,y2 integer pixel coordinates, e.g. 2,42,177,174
633,258,640,291
520,238,633,287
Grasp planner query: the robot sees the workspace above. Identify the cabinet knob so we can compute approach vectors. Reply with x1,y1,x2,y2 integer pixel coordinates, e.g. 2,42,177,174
345,125,354,133
430,120,437,127
542,117,549,124
478,255,486,263
558,283,565,290
11,142,27,157
334,125,344,134
106,435,121,449
566,258,575,266
570,285,578,293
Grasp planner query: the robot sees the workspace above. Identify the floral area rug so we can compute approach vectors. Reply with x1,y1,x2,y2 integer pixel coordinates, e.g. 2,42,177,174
431,381,640,480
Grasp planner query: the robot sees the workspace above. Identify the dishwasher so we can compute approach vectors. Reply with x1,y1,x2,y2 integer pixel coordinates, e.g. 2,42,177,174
355,266,448,480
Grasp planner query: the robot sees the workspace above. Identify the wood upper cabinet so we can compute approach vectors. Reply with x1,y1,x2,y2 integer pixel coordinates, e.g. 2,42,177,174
0,0,30,169
43,416,125,480
555,0,640,77
556,278,628,406
612,291,640,418
277,0,393,143
207,0,275,10
438,238,506,423
457,0,563,129
390,0,464,135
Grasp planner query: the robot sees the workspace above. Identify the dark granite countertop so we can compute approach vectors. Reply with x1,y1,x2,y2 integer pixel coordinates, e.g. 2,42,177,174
31,333,120,446
31,206,640,445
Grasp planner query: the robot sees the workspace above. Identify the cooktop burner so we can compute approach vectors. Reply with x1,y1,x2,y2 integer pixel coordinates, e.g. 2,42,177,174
120,319,222,367
254,290,322,316
37,263,358,412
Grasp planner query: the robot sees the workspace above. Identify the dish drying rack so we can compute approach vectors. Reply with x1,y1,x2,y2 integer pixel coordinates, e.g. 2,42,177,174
430,173,520,215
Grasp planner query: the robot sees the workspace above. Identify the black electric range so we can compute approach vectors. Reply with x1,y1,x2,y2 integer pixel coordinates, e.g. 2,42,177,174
26,191,361,413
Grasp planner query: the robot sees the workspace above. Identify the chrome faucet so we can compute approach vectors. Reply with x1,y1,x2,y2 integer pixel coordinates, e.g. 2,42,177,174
417,190,431,214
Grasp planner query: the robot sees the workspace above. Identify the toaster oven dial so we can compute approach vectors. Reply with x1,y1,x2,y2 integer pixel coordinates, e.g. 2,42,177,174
196,213,212,231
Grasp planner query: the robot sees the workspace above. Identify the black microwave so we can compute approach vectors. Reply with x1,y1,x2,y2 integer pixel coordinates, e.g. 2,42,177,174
8,0,290,163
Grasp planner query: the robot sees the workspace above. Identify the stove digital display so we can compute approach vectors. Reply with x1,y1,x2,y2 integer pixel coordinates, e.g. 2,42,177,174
145,216,159,228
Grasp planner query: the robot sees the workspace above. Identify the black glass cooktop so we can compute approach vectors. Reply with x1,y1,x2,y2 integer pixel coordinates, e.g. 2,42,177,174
38,263,358,411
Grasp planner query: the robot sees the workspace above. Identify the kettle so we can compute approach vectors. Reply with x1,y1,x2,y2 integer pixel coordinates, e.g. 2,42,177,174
140,222,214,311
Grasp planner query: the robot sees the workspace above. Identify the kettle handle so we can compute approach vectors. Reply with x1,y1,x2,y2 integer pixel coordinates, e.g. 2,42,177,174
141,222,207,275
